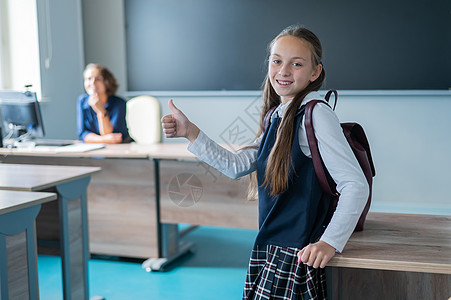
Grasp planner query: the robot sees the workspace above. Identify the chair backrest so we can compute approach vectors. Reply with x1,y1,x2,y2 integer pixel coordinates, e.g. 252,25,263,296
126,95,161,144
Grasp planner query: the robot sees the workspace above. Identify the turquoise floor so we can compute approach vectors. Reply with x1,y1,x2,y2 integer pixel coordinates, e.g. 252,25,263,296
38,226,258,300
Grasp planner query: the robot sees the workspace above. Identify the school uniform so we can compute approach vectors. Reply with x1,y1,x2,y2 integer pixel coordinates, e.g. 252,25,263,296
188,91,369,299
242,105,329,299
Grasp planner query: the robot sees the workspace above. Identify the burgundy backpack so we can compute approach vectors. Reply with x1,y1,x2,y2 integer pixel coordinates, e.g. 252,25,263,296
304,90,375,231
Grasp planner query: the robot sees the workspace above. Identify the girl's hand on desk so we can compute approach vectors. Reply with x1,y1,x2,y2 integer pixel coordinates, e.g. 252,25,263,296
297,240,336,269
161,99,200,142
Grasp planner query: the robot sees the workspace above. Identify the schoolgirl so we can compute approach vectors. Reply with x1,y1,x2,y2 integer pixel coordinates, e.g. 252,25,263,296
161,25,369,299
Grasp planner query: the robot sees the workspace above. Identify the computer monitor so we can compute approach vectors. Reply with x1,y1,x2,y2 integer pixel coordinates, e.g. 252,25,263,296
0,90,45,145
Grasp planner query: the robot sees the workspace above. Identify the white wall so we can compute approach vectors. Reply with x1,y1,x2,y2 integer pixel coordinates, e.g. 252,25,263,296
36,0,84,139
34,0,125,139
81,0,127,96
335,91,451,215
140,90,451,216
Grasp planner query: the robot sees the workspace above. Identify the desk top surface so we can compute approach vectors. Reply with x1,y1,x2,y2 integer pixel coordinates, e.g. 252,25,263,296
0,163,101,191
0,143,192,159
0,143,148,158
330,212,451,274
0,190,57,215
0,142,241,160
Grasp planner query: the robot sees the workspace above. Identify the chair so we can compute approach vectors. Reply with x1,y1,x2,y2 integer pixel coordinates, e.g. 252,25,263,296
126,95,161,144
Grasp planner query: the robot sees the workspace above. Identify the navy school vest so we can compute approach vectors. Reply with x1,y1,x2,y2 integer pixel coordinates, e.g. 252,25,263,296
255,106,330,249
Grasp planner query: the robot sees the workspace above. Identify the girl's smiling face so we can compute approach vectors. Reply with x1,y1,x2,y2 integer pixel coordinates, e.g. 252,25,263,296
268,36,322,104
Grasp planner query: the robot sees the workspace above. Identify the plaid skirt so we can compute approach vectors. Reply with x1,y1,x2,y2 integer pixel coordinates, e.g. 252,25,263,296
243,244,327,300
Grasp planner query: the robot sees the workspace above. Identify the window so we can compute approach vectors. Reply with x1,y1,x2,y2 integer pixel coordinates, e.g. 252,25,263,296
0,0,41,96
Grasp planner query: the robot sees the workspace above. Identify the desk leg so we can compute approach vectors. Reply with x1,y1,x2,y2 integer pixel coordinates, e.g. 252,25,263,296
142,159,195,272
56,177,91,300
0,205,41,300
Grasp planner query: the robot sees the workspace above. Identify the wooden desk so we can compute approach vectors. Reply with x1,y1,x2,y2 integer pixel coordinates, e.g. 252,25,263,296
135,143,257,270
145,143,257,228
0,146,158,258
0,163,101,300
0,190,56,300
328,213,451,299
0,144,255,261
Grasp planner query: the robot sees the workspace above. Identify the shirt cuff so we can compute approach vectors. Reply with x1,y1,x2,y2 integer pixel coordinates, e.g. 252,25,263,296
187,130,208,156
320,237,343,253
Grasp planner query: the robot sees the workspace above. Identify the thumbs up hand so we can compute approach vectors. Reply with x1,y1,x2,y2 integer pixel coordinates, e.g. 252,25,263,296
161,99,200,142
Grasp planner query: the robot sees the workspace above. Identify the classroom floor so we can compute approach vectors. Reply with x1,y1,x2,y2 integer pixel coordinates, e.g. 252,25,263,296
38,226,258,300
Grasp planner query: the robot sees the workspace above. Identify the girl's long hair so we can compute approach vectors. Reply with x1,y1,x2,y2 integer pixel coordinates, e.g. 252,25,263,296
248,25,326,199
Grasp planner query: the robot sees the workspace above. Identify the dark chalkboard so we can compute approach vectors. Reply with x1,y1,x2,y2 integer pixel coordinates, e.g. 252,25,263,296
125,0,451,91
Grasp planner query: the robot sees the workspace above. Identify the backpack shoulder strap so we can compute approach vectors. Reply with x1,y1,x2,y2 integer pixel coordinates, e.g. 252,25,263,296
305,100,336,195
325,90,338,110
262,106,277,132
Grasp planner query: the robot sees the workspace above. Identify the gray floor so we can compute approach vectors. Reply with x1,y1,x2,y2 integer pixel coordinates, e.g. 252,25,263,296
38,226,258,300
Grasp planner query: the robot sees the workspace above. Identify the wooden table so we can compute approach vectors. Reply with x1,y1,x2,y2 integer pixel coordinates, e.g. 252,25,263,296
141,143,257,271
0,145,159,259
0,163,101,300
327,213,451,299
0,190,56,300
144,143,256,230
0,144,256,262
0,143,255,272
